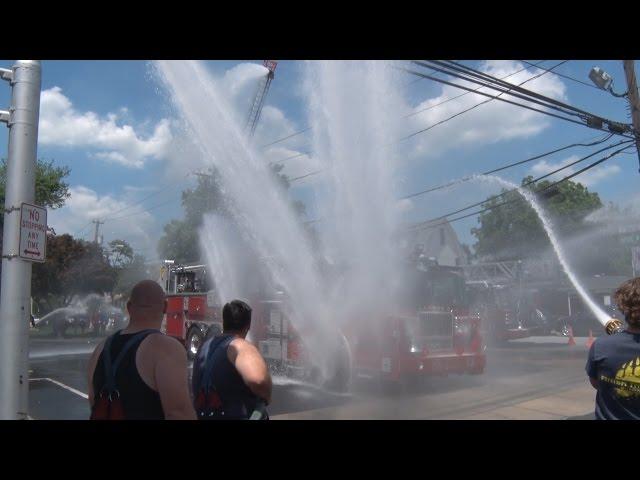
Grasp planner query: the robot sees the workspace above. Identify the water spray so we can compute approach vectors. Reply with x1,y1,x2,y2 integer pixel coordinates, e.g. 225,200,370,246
479,175,622,335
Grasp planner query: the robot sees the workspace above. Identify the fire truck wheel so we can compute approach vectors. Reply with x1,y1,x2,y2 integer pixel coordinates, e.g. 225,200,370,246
185,326,205,361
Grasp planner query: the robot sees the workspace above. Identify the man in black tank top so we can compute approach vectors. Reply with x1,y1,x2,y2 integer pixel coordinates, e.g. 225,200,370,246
192,300,272,419
87,280,196,420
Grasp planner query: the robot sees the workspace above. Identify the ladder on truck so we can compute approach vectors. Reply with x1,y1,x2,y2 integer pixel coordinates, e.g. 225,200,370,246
244,60,277,139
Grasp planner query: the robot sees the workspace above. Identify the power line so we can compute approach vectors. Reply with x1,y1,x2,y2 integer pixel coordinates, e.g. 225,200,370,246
437,60,602,120
265,61,546,161
520,60,602,91
107,197,177,221
102,173,193,221
401,64,632,140
405,60,548,119
289,170,324,183
400,60,570,142
269,151,311,166
409,141,632,230
260,127,312,149
430,60,632,133
399,133,613,200
421,59,596,121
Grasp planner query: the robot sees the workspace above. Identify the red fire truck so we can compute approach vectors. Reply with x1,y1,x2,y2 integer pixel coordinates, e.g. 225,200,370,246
160,262,223,359
160,258,487,391
250,260,487,391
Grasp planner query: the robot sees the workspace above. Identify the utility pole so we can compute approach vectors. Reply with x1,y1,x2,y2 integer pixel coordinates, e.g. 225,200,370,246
0,61,42,420
92,219,104,244
623,60,640,173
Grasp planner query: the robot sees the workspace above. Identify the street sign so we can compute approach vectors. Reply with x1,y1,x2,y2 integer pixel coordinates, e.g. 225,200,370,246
18,202,47,262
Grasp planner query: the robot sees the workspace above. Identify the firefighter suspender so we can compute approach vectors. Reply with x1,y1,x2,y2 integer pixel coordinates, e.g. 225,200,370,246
91,329,158,420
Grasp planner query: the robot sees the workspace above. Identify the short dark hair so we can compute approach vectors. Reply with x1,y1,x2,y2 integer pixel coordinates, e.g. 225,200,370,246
223,300,252,332
615,277,640,327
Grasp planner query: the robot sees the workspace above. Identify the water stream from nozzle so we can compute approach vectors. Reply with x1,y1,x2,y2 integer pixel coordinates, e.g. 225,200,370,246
478,175,611,326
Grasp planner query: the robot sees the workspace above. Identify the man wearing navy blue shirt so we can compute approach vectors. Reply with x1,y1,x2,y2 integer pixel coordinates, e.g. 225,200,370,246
586,277,640,420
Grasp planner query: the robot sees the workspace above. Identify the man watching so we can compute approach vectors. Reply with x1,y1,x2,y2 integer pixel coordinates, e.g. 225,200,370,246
586,277,640,420
87,280,196,420
192,299,272,419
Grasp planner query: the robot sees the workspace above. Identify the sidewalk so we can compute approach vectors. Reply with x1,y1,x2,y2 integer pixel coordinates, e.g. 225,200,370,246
442,381,596,420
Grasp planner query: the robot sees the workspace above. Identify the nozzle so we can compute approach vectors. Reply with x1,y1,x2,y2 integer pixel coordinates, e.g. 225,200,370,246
605,318,624,335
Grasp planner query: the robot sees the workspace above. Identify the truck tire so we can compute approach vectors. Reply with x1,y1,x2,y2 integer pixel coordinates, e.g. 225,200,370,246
185,325,205,361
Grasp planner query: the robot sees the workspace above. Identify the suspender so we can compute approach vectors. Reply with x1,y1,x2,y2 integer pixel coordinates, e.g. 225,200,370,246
101,329,159,397
200,335,231,393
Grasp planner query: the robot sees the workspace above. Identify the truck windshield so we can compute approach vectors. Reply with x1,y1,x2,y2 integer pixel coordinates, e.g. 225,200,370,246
428,271,468,308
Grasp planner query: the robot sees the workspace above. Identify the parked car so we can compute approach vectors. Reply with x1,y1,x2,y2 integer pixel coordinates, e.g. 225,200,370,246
556,305,621,337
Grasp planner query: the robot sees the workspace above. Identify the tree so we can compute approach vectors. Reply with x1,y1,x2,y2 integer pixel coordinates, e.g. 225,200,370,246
158,164,306,263
0,159,71,289
471,176,602,261
113,254,150,297
0,159,71,215
31,234,117,312
107,239,134,269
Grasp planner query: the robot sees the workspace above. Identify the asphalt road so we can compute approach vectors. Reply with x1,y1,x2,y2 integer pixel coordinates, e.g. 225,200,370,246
27,336,595,420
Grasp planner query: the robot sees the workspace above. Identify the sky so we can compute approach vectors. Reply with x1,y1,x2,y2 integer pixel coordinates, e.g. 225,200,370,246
0,59,636,261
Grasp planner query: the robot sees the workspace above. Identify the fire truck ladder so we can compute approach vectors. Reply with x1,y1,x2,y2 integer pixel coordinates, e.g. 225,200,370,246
244,60,277,139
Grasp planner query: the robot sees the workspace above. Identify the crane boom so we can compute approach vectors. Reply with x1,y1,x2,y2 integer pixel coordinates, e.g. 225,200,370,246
244,60,277,139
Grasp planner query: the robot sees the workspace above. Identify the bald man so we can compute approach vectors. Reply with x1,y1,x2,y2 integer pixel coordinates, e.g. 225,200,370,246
87,280,196,420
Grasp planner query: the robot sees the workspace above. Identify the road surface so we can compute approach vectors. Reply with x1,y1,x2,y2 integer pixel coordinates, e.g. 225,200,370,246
27,336,596,420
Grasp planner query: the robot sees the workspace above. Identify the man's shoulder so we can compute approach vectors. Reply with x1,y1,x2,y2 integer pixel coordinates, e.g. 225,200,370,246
145,332,186,356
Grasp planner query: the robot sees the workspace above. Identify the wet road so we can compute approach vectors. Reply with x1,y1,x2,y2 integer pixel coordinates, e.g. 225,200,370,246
27,336,594,420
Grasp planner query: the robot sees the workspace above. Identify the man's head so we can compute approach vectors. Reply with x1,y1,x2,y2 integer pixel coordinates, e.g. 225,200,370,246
614,277,640,328
223,300,252,337
127,280,166,327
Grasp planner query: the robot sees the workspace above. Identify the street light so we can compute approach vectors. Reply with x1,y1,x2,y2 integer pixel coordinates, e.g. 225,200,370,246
589,66,628,97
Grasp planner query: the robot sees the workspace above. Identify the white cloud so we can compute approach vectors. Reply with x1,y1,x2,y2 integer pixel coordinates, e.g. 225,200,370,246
529,154,621,187
47,186,159,257
403,61,568,160
39,87,172,168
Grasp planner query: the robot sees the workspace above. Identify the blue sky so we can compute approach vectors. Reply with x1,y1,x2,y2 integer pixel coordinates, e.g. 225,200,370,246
0,60,636,260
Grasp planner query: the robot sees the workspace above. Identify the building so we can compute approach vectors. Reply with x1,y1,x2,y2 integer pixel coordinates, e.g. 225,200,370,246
401,219,468,267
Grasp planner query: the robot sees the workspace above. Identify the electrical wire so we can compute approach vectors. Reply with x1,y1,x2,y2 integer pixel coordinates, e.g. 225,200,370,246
400,60,572,142
408,142,632,230
404,60,547,119
399,133,613,200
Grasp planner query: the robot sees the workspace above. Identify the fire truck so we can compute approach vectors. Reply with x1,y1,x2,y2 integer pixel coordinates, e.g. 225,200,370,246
361,260,486,387
160,262,223,359
160,256,486,390
250,258,487,391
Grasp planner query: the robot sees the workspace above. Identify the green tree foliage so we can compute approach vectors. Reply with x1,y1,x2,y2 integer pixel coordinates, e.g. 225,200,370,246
32,234,117,312
0,159,71,212
113,254,150,297
158,164,306,263
107,239,134,268
471,176,603,260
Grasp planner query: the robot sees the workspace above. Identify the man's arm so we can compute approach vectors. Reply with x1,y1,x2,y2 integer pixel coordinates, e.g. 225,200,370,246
228,339,272,404
152,336,197,420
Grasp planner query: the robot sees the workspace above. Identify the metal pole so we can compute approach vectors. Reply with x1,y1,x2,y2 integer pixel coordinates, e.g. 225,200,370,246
0,61,42,420
623,60,640,173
